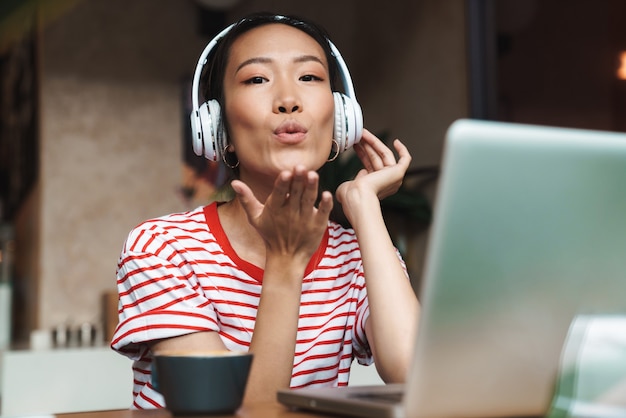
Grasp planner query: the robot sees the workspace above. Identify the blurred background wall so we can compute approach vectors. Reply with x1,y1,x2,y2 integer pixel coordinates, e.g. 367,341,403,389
3,0,467,344
4,0,625,345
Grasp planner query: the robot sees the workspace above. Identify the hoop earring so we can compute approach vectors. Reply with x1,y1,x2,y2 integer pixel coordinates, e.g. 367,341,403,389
222,145,239,169
327,140,340,162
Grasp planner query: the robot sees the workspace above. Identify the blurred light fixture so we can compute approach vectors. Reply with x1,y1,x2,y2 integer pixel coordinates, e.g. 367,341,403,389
195,0,241,10
618,51,626,80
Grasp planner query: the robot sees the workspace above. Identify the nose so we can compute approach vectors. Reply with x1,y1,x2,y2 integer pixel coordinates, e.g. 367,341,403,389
278,104,299,113
273,81,301,114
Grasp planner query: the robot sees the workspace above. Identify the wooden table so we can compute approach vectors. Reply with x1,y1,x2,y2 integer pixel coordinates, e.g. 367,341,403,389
53,402,336,418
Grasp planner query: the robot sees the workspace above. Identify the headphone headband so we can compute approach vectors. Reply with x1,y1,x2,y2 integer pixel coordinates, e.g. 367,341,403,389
190,23,234,115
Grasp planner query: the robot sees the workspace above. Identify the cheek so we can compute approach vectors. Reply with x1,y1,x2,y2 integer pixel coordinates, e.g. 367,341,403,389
224,95,259,130
320,94,336,135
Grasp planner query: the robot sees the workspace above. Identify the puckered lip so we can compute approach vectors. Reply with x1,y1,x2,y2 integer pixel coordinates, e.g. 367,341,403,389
273,120,308,144
274,120,307,135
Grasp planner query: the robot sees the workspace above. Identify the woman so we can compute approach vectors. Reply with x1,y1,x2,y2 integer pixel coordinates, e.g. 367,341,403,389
112,12,419,408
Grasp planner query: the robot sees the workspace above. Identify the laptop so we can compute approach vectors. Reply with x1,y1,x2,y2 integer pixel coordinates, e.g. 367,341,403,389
277,119,626,418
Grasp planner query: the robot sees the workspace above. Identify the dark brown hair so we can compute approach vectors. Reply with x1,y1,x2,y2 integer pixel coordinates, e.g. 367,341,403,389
200,12,339,105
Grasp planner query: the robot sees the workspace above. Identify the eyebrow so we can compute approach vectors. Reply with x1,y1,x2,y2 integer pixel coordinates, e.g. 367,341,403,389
235,55,326,73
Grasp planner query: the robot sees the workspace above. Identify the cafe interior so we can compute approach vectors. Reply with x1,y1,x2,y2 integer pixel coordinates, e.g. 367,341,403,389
1,0,626,416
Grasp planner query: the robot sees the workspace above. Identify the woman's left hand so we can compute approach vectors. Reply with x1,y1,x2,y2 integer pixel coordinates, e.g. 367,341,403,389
335,129,411,221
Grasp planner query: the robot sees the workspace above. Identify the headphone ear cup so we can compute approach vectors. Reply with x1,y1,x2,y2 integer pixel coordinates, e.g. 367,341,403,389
195,100,222,161
341,94,357,151
346,96,363,150
191,106,204,158
333,92,346,152
207,99,223,161
333,93,364,152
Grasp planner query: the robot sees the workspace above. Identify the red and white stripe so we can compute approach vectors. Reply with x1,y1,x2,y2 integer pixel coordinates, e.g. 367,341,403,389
111,203,379,409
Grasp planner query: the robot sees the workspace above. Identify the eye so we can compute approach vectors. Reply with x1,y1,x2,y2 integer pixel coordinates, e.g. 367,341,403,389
300,74,323,82
245,76,267,84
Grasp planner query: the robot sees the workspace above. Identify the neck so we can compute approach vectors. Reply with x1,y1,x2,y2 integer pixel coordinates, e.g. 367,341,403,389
218,196,268,268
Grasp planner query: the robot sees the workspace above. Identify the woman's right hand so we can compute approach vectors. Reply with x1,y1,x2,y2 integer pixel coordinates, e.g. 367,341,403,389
231,165,333,265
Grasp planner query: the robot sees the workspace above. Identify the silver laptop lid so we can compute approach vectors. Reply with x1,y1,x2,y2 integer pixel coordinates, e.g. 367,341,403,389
406,119,626,418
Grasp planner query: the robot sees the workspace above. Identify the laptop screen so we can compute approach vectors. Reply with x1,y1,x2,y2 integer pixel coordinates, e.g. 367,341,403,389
406,119,626,417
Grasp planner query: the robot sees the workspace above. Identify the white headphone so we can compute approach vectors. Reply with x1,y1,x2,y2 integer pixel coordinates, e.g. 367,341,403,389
190,18,363,162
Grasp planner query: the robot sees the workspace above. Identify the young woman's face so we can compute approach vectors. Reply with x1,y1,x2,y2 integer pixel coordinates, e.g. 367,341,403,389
222,23,335,181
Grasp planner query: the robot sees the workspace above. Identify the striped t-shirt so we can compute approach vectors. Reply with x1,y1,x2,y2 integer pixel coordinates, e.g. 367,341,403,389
111,202,376,409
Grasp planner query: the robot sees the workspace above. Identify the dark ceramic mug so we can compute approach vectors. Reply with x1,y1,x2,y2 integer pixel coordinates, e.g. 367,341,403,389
153,350,253,415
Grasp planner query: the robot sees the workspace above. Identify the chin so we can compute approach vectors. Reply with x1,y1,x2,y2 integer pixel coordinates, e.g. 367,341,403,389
272,155,325,172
